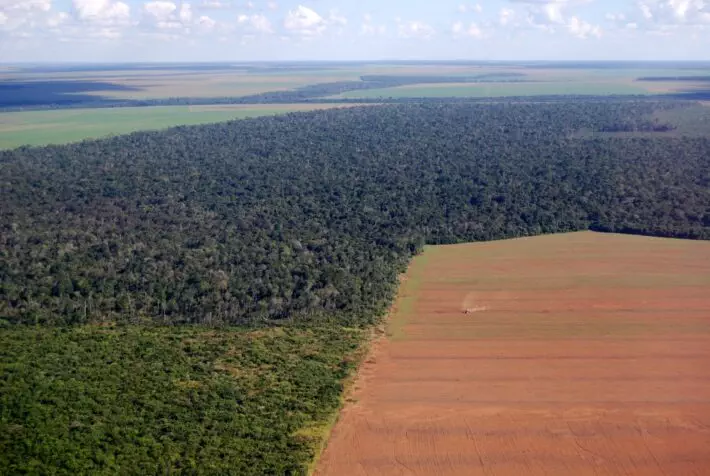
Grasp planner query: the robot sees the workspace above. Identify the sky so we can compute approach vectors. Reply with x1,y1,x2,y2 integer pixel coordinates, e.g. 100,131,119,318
1,0,709,62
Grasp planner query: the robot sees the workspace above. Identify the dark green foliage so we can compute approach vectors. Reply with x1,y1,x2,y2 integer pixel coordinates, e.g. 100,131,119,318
0,325,361,475
2,101,710,326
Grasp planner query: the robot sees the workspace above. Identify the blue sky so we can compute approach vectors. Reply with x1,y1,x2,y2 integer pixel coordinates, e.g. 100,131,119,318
1,0,709,62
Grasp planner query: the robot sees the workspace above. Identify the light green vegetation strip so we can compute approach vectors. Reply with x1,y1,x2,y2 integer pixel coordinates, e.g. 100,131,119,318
387,247,439,340
334,81,652,99
0,104,354,149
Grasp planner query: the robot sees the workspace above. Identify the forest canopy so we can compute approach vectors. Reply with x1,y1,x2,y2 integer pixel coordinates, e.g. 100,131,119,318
2,101,710,327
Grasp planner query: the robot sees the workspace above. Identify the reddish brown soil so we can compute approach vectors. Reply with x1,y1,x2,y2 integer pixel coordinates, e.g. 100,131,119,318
316,232,710,475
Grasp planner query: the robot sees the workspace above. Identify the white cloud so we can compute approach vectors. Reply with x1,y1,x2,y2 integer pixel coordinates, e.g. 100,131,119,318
284,5,325,36
510,0,602,37
74,0,130,24
635,0,710,26
397,19,434,39
605,0,710,33
499,7,515,26
0,0,51,14
142,0,198,31
543,2,565,23
267,1,276,10
328,9,346,26
196,13,215,29
179,2,192,22
47,10,69,26
458,3,482,13
237,12,272,33
197,0,229,9
360,13,385,36
567,15,601,37
143,1,175,22
452,20,483,38
523,1,566,26
0,12,7,25
93,26,121,37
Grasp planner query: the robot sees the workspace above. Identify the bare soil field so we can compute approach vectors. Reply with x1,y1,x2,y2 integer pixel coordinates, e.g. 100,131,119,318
316,231,710,475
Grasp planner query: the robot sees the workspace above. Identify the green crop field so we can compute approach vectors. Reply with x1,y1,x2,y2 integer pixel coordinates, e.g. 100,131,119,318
333,81,652,99
0,104,363,149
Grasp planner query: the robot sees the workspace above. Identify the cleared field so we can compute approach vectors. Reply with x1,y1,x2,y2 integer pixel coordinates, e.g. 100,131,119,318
0,103,362,149
317,231,710,475
333,81,650,99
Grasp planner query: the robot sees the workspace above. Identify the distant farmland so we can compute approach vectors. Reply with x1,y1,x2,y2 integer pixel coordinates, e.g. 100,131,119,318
0,68,363,100
318,231,710,475
333,81,651,99
0,104,368,149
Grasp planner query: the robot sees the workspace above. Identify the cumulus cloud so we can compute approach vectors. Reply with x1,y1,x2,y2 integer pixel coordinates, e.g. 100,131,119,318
452,20,483,38
397,19,434,39
507,0,602,37
0,0,52,33
604,0,710,34
567,15,601,37
499,7,516,26
1,0,50,12
195,13,215,29
143,1,175,21
284,4,325,36
196,0,230,9
142,1,196,31
74,0,130,25
328,9,346,26
525,1,565,26
360,13,385,36
636,0,710,25
46,10,69,26
237,12,272,33
458,3,482,13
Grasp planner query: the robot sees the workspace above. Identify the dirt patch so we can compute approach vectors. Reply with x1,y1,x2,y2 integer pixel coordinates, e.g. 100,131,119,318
316,231,710,475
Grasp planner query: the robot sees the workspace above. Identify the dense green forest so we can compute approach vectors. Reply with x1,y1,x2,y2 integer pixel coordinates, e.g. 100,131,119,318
2,99,710,474
2,101,710,327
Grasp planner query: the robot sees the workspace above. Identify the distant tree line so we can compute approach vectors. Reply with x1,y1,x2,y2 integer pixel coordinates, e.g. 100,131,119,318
0,92,683,113
2,101,709,326
637,76,710,82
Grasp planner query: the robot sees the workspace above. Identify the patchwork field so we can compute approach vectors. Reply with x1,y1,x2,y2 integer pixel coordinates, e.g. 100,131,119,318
317,231,710,475
0,103,362,149
0,68,363,100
